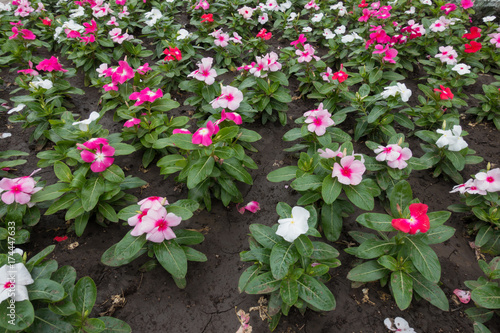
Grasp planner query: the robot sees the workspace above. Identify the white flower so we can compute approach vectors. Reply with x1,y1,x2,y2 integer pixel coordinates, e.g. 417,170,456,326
381,85,400,99
279,0,292,12
483,16,496,23
330,2,343,10
338,7,347,16
420,0,431,5
302,26,312,32
0,3,12,11
96,63,108,77
258,13,268,24
341,32,362,44
72,111,100,131
144,8,162,26
404,6,415,14
287,12,297,21
0,262,34,304
276,206,310,242
436,125,468,151
334,25,346,34
323,28,335,39
69,6,85,18
0,133,12,139
380,83,412,102
452,63,471,75
311,13,323,23
31,77,53,90
384,317,416,333
176,28,191,40
7,104,26,115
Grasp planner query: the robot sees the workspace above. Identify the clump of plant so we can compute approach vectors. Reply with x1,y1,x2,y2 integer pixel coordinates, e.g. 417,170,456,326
448,165,500,255
0,246,131,332
239,203,339,331
101,196,205,289
154,114,261,210
415,122,483,183
32,136,146,236
466,78,500,130
464,256,500,333
268,141,380,241
346,180,453,311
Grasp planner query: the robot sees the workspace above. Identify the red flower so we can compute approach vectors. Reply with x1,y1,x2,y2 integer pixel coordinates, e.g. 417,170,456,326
433,85,454,100
163,47,182,61
462,26,481,40
358,0,369,8
54,236,68,242
40,17,52,26
201,13,213,23
464,40,482,53
391,203,430,235
332,64,348,83
256,28,272,40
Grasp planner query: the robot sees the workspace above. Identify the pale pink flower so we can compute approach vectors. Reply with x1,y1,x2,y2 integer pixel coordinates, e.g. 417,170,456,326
318,148,343,159
489,33,500,48
321,67,333,82
375,144,401,162
249,56,268,77
465,179,487,195
211,86,243,111
304,103,334,136
332,155,366,185
435,46,458,65
237,201,260,214
0,172,42,205
258,13,268,24
138,196,168,210
118,6,129,19
230,32,242,44
188,57,217,85
238,6,254,19
106,16,119,26
453,289,471,303
194,0,209,10
210,29,230,47
296,44,320,63
475,168,500,192
304,0,319,10
134,206,182,243
263,52,281,72
387,147,412,169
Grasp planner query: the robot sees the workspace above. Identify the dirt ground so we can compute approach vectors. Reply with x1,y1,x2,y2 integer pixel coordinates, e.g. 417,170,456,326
1,43,500,333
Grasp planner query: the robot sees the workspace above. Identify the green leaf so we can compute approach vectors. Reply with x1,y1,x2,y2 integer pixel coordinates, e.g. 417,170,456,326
174,229,204,245
423,225,455,244
390,180,412,217
75,213,90,237
280,279,299,305
391,271,413,310
221,158,253,185
472,285,500,309
267,166,298,182
101,244,147,267
465,308,494,324
27,279,65,301
30,183,68,203
270,242,299,279
115,232,147,261
32,308,74,332
169,134,199,149
187,156,214,189
292,175,323,191
358,239,396,259
297,274,336,311
403,236,441,283
378,255,398,271
409,272,449,311
322,176,342,205
213,126,239,141
111,143,136,156
347,260,390,282
0,300,34,331
51,265,77,292
238,128,262,142
102,164,125,183
250,224,280,248
344,183,374,211
294,234,313,257
153,240,188,279
73,277,97,317
245,271,281,294
356,213,394,232
97,203,118,222
473,322,492,333
46,193,78,215
182,246,207,262
53,161,72,183
81,177,105,211
310,242,339,260
321,202,343,242
99,317,132,333
238,265,261,293
27,245,55,267
428,211,451,227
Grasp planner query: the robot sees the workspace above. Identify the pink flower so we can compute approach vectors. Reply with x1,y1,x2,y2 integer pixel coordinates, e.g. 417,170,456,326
134,206,182,243
392,203,430,234
124,118,141,127
296,44,320,63
0,173,42,205
80,141,115,173
461,0,474,9
434,85,454,100
194,0,209,10
188,57,217,85
138,196,168,210
83,19,97,34
53,236,68,242
17,61,39,76
475,168,500,192
453,289,471,303
103,82,119,91
387,147,412,169
136,63,152,75
374,144,400,162
81,35,96,44
237,201,260,214
211,86,243,111
210,29,229,47
440,3,457,15
435,46,458,65
489,33,500,48
36,56,68,73
304,103,334,136
111,60,134,84
129,87,163,106
373,44,398,64
263,52,281,72
192,121,219,146
332,155,366,185
290,34,307,48
304,0,319,10
173,129,192,134
318,148,343,159
218,109,242,125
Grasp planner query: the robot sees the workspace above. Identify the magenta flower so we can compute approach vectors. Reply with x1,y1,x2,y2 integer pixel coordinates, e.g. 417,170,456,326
290,34,307,48
441,3,457,15
332,155,366,185
187,57,217,85
218,109,242,125
237,201,260,214
210,86,243,111
111,61,134,85
453,289,471,304
17,61,39,76
173,129,192,134
136,63,152,75
461,0,474,9
192,121,219,146
124,118,141,128
36,56,68,73
80,141,115,173
129,87,163,106
134,206,182,243
0,174,42,205
392,203,430,235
